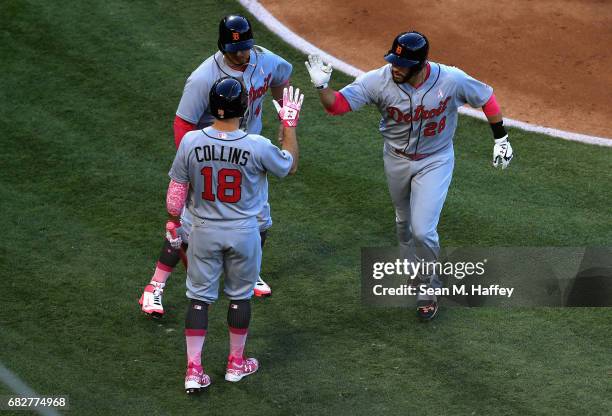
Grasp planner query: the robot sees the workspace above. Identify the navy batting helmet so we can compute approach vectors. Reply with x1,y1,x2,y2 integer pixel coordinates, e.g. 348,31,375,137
384,31,429,69
218,15,254,53
209,77,248,120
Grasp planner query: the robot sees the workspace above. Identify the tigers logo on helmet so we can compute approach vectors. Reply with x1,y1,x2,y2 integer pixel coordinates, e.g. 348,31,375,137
232,32,240,41
395,45,402,54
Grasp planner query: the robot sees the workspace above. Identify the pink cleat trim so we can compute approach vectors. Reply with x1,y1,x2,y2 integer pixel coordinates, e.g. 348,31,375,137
225,355,259,382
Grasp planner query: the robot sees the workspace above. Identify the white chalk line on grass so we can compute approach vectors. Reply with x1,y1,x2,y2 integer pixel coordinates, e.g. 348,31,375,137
239,0,612,147
0,361,61,416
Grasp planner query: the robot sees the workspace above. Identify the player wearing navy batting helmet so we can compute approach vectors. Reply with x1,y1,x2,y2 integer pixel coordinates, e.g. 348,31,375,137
306,31,514,321
169,76,303,393
217,15,254,53
140,15,293,319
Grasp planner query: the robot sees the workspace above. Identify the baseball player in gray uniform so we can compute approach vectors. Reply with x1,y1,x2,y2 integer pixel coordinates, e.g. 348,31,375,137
140,15,293,318
168,77,303,393
305,31,514,320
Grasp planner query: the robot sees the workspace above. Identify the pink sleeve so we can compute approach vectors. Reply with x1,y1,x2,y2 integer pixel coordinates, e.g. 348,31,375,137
326,91,352,115
166,180,189,217
482,93,501,117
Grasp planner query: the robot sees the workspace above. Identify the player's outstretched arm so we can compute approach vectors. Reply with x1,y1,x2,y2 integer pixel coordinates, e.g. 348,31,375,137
482,94,514,169
281,126,299,175
271,80,290,142
305,55,337,110
273,86,304,175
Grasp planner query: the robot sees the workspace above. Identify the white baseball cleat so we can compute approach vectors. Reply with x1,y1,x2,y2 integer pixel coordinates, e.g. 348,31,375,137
254,276,271,297
139,281,165,318
185,365,211,394
225,356,259,382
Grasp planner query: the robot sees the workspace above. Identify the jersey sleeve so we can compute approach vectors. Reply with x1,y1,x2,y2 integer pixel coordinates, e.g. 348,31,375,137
257,137,294,178
270,54,293,87
453,68,493,108
339,71,377,112
168,133,192,183
173,115,196,149
176,73,211,125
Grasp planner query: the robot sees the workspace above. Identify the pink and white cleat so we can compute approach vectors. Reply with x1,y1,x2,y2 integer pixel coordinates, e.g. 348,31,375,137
225,356,259,382
254,276,271,297
185,365,211,394
139,281,165,318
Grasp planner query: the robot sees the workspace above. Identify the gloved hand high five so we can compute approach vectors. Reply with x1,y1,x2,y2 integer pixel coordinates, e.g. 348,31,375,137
305,54,333,89
492,135,514,169
273,86,304,128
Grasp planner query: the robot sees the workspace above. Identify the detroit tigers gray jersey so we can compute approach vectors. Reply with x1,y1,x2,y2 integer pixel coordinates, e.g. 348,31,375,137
340,62,492,155
169,126,293,302
336,61,494,294
175,46,292,233
176,46,293,134
169,127,293,222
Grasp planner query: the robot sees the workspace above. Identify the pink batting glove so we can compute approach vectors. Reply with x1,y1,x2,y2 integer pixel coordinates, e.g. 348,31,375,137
273,86,304,128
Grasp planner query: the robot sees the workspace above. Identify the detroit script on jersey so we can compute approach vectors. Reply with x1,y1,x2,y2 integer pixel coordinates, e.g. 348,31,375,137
176,46,292,135
340,62,492,155
387,96,451,123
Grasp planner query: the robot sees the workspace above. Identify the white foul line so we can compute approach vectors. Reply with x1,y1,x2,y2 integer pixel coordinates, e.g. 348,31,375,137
0,362,61,416
239,0,612,147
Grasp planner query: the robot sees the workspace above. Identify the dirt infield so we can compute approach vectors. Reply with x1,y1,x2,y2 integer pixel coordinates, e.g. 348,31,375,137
260,0,612,138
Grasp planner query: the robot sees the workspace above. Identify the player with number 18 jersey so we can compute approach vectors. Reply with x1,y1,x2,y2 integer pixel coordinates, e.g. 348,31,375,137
175,77,303,393
170,127,293,226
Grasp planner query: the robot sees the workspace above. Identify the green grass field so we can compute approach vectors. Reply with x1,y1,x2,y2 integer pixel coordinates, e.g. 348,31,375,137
1,1,611,415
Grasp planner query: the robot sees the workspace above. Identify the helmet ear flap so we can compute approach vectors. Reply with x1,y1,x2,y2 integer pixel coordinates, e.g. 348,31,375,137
218,38,225,54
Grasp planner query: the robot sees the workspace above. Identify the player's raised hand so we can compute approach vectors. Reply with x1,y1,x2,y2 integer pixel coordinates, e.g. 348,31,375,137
305,54,333,89
273,86,304,128
492,135,514,169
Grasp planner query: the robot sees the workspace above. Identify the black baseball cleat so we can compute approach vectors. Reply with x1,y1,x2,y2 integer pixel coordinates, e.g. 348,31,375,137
416,298,439,321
